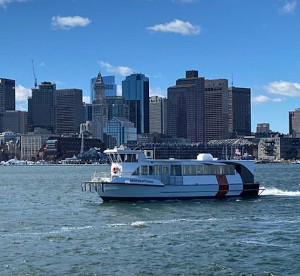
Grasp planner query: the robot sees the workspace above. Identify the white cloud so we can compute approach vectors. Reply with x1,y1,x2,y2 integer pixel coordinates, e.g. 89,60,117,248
150,87,166,97
99,61,134,77
83,96,90,104
16,101,28,111
0,0,10,7
252,95,283,105
264,81,300,97
280,0,297,14
252,95,272,104
15,84,31,101
54,80,64,86
117,85,122,96
147,19,201,35
0,0,27,8
51,15,91,30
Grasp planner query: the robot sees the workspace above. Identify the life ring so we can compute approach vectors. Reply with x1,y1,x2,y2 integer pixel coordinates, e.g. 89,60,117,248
112,166,119,173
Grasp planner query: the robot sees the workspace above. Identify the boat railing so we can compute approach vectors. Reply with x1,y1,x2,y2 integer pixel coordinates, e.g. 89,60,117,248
81,171,111,193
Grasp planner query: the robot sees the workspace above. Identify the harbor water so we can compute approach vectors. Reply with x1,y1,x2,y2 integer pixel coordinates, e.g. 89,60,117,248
0,163,299,276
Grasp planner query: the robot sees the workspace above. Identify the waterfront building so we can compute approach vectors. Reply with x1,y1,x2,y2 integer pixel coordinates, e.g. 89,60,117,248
0,110,28,134
21,133,50,161
55,89,83,135
90,75,117,102
106,96,129,121
42,136,104,160
0,78,15,112
103,117,137,148
258,137,300,161
204,79,229,142
122,73,149,134
149,96,167,134
228,86,251,136
28,82,56,133
0,131,18,144
289,108,300,138
167,70,205,143
92,72,108,141
257,123,270,133
255,123,270,138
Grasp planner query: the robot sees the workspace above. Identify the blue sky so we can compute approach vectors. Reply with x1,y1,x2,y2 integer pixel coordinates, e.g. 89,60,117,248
1,0,300,134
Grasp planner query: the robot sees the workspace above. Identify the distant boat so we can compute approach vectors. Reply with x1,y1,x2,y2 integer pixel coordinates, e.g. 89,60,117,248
61,155,81,165
3,159,27,166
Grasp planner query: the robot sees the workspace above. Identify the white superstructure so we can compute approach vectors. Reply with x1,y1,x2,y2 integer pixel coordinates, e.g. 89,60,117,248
82,147,261,201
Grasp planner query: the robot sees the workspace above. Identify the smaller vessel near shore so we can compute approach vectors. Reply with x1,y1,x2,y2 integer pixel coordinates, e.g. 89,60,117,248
82,147,263,201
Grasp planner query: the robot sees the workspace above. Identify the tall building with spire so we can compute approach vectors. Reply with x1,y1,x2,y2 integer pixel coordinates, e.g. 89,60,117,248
92,72,108,141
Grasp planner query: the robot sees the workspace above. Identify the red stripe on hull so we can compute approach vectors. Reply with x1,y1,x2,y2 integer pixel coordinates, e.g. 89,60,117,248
216,175,229,198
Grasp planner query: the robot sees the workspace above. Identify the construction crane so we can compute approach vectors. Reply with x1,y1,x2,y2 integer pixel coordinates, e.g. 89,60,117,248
31,59,37,89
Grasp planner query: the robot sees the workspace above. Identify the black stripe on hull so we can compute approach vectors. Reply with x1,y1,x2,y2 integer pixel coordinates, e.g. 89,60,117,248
240,183,260,197
100,193,259,202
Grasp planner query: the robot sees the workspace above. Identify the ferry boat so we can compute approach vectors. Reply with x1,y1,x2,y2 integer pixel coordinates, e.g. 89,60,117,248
82,147,262,201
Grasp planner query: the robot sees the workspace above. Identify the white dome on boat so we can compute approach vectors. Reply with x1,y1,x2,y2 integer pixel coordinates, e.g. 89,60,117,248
197,153,214,161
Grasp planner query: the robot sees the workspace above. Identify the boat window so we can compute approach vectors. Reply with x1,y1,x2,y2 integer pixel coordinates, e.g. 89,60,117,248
183,165,196,175
111,154,118,163
203,165,236,175
119,154,125,162
132,167,139,175
196,165,204,175
203,165,216,175
107,154,113,163
149,166,154,175
222,165,235,175
154,165,161,175
132,154,137,162
162,166,169,175
181,164,236,176
141,166,148,175
171,165,182,176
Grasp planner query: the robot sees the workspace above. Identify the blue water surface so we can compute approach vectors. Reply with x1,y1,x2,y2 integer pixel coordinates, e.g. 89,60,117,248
0,164,299,276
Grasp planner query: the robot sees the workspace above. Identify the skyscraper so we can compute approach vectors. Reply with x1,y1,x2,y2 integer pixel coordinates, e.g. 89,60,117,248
106,96,129,121
0,78,15,112
28,82,56,133
0,110,27,134
228,86,251,136
204,79,229,141
92,72,108,140
55,89,83,135
149,96,167,134
122,73,149,134
289,108,300,138
167,70,205,143
90,75,117,102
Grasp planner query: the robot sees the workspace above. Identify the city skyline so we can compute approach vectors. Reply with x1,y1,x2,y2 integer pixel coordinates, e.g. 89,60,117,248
1,0,300,134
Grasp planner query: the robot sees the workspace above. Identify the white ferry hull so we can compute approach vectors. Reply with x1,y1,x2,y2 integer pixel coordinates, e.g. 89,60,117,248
93,182,259,201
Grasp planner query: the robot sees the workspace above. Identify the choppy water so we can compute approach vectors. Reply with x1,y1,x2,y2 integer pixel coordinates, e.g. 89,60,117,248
0,163,299,276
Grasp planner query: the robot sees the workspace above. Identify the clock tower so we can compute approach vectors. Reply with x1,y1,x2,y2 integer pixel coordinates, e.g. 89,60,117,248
92,72,108,141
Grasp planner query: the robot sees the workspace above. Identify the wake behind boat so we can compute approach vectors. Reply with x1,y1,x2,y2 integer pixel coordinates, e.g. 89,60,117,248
82,146,263,201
